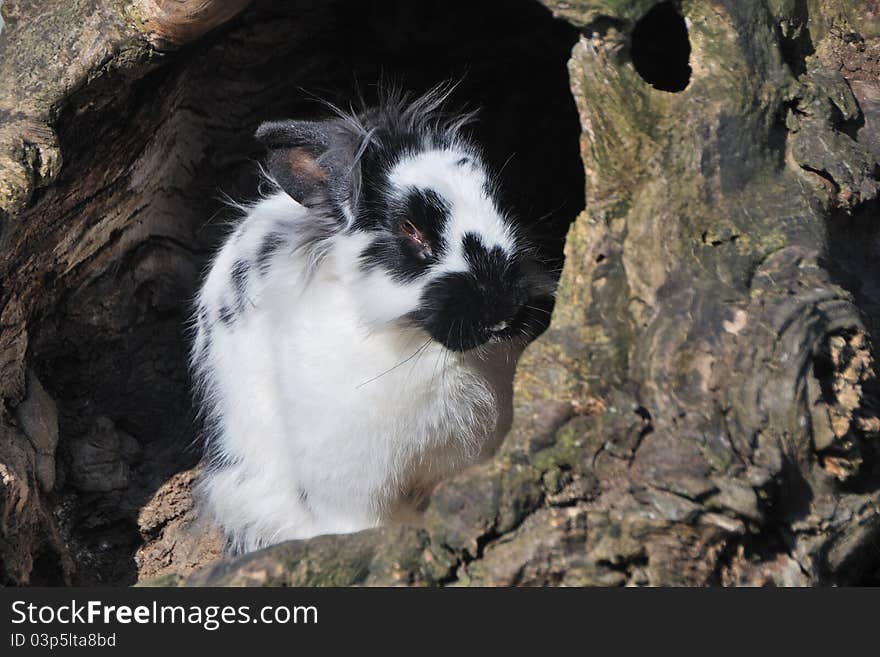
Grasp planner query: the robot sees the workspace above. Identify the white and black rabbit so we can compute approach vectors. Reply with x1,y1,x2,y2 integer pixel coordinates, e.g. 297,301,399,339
192,88,556,553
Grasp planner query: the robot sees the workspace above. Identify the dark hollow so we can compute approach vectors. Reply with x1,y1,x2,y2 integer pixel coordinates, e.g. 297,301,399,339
630,2,692,93
29,0,585,584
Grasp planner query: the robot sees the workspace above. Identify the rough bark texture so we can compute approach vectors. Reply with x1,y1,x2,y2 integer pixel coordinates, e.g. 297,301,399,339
0,0,583,585
1,0,879,587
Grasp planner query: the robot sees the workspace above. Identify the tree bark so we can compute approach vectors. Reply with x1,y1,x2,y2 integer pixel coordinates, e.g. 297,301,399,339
1,0,879,586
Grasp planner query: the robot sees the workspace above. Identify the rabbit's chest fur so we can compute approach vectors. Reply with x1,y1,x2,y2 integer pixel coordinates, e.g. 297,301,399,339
195,194,518,552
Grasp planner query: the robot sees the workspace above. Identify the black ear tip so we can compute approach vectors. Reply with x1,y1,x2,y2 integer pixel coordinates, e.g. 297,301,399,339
256,119,333,150
255,121,287,146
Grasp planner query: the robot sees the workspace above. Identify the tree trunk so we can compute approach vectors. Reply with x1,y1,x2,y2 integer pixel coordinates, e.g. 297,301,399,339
1,0,878,586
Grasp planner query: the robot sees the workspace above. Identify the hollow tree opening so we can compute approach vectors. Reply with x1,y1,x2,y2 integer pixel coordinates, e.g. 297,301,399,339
630,1,692,92
3,0,584,584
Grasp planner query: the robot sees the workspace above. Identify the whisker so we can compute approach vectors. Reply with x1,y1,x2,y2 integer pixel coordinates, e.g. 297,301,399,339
402,336,434,385
525,304,553,316
356,337,433,388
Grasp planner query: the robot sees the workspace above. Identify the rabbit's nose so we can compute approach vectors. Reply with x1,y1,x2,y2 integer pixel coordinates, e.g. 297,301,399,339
486,295,525,336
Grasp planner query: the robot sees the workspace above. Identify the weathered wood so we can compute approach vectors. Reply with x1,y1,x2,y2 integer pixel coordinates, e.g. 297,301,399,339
134,0,253,50
0,0,584,584
189,0,880,586
1,0,878,586
0,0,254,585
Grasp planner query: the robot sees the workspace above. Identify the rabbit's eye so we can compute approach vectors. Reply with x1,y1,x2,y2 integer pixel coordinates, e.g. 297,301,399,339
399,220,433,258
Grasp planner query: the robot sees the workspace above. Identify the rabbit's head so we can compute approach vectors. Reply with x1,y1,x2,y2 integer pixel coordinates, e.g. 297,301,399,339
256,89,555,352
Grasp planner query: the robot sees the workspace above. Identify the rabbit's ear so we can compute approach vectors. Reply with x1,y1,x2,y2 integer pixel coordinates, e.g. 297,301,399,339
255,120,357,210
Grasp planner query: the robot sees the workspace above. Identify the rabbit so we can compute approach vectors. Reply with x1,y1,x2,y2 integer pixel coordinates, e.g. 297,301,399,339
191,88,557,554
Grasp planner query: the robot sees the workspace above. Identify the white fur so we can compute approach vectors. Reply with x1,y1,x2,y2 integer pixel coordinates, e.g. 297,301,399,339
194,152,525,553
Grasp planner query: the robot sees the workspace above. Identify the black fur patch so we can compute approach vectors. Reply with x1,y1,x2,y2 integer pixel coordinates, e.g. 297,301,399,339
406,188,451,245
461,233,508,282
411,233,527,351
218,305,236,326
214,260,251,327
411,232,555,351
256,231,288,275
230,259,251,316
359,187,450,282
